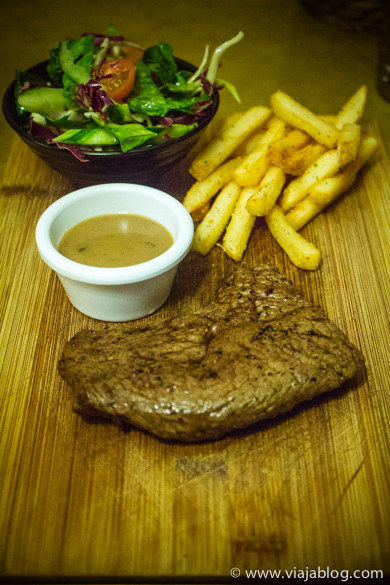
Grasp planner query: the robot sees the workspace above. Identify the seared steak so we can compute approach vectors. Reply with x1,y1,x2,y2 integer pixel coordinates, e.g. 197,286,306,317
58,264,364,441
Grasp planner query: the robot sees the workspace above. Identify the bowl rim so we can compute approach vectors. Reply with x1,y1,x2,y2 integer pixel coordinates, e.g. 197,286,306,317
2,57,219,159
35,182,194,284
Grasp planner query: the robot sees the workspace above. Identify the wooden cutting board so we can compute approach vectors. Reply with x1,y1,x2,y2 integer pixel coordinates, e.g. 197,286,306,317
1,121,389,582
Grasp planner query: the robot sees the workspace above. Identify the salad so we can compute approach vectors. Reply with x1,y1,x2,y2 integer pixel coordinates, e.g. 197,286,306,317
15,25,243,160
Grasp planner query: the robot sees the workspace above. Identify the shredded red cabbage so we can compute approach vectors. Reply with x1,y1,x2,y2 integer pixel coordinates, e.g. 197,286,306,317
29,117,88,161
52,141,89,162
29,118,58,140
198,73,214,95
151,98,213,128
74,80,114,113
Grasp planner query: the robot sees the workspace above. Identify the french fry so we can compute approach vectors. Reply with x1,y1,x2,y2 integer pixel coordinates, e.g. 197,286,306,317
278,148,342,212
183,156,242,213
286,168,357,232
184,85,374,269
334,85,367,129
233,147,268,187
246,165,286,216
272,142,327,176
188,117,225,159
233,116,287,187
238,129,267,155
271,90,339,148
220,111,244,133
320,115,337,125
285,198,323,232
286,170,357,232
267,128,311,168
192,181,241,255
236,119,284,156
309,135,378,206
337,123,361,165
222,188,257,262
189,105,271,180
286,135,378,230
265,205,321,271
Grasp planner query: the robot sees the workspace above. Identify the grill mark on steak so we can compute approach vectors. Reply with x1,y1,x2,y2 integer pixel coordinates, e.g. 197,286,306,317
58,264,364,441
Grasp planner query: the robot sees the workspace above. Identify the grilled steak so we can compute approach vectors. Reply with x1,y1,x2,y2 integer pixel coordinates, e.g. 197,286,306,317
58,264,364,441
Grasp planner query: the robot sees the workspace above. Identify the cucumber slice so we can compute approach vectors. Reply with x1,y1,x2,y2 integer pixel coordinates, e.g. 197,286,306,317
18,87,71,119
52,127,118,146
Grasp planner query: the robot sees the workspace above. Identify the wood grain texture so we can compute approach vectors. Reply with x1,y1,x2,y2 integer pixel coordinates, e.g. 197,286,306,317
1,122,389,582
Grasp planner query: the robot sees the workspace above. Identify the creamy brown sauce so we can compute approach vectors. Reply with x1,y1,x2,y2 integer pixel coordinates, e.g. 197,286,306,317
58,213,174,267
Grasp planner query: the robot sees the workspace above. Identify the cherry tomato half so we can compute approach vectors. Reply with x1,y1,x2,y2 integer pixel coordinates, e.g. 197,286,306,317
117,45,144,63
99,58,136,102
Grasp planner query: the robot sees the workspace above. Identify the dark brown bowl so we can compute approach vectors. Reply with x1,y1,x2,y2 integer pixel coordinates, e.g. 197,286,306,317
2,58,219,186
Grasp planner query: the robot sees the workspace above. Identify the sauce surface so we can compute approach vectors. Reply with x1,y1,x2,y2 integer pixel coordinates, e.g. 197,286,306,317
58,213,174,267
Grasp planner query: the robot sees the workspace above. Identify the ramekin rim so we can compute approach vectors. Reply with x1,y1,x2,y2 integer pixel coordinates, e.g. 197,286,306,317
35,183,194,285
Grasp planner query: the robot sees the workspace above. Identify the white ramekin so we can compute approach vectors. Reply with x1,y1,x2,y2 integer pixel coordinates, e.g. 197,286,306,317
35,183,194,321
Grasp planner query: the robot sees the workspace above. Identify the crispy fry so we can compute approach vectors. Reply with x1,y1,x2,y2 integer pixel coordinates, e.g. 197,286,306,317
265,205,321,270
233,146,269,188
236,120,282,156
337,123,361,165
192,181,241,255
286,170,357,232
221,111,244,130
233,117,287,187
185,85,374,269
286,135,378,230
234,117,287,183
183,156,242,213
268,128,311,167
286,172,358,232
334,85,367,129
270,90,339,148
309,171,356,207
279,148,342,212
188,118,224,159
273,142,327,176
238,129,267,155
284,198,323,232
309,135,378,206
222,188,257,262
189,105,271,180
320,115,337,124
246,165,286,216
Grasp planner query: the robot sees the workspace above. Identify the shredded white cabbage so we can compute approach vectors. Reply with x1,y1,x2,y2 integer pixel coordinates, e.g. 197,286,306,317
206,31,244,85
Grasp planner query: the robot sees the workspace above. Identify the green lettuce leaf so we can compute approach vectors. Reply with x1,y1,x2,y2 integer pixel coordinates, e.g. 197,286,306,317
91,113,157,151
158,123,198,139
142,43,179,85
128,61,169,116
101,122,157,152
48,34,94,92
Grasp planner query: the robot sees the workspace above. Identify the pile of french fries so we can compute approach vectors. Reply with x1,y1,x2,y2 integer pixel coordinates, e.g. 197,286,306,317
183,85,378,270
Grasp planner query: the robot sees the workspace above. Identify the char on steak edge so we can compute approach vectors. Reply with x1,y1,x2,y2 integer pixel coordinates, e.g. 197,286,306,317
58,264,364,442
